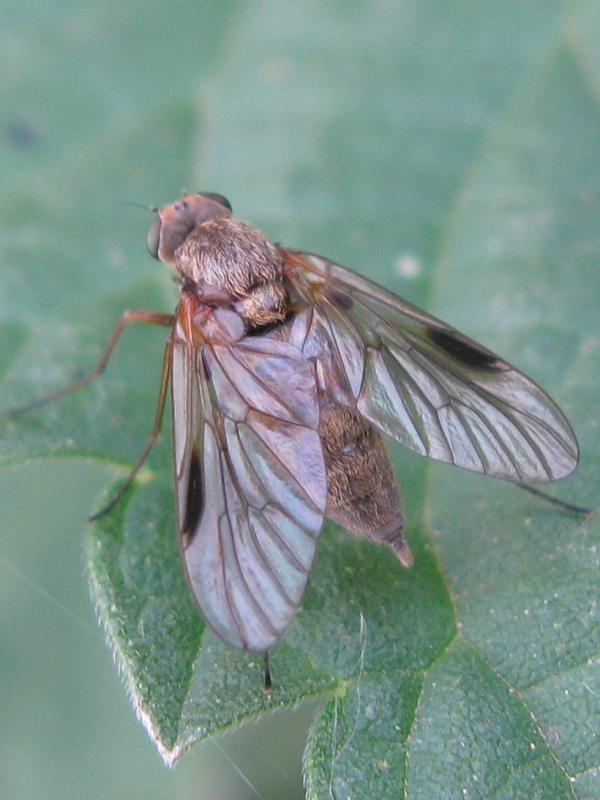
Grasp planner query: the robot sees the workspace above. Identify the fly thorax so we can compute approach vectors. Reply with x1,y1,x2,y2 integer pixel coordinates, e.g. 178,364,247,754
175,217,291,329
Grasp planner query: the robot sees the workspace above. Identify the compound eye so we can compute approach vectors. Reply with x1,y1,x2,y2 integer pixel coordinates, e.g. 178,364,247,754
200,192,232,212
147,216,162,259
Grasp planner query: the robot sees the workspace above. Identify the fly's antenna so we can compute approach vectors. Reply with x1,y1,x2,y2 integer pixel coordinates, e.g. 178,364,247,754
115,201,158,214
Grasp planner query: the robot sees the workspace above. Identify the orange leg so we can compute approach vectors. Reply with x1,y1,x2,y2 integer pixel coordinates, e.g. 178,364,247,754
8,309,174,414
89,333,174,520
8,308,175,519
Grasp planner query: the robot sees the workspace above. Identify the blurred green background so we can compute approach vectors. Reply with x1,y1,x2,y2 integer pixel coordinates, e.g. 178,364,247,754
1,1,600,799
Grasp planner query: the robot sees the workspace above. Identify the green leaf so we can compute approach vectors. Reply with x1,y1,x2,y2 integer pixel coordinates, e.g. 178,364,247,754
1,0,599,797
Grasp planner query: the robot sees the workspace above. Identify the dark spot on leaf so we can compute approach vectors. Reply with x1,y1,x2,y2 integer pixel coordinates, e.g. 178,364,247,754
426,328,506,372
6,121,38,149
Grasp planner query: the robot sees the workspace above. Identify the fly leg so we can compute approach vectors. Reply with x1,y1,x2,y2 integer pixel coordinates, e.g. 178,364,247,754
516,483,592,516
7,308,175,519
7,309,174,414
89,336,173,520
263,651,273,692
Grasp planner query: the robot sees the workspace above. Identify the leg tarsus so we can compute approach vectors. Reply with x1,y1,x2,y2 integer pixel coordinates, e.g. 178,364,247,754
263,651,273,692
89,336,173,521
517,483,592,516
6,308,175,522
7,309,173,416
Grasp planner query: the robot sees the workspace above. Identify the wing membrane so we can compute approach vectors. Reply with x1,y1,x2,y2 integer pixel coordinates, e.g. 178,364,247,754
283,249,579,483
171,327,327,652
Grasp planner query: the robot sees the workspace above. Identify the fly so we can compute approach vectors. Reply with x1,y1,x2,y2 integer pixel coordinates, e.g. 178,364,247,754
8,192,589,685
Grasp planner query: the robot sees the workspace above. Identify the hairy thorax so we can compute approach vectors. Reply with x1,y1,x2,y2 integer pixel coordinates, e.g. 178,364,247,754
175,218,290,329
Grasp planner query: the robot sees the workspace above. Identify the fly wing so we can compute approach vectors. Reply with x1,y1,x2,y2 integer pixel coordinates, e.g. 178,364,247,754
282,248,579,484
171,327,327,652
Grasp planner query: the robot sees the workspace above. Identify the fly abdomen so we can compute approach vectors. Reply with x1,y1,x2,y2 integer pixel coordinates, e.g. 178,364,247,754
318,400,413,566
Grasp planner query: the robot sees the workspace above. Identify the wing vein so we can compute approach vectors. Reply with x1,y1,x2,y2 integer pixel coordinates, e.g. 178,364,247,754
235,425,321,549
246,416,324,512
214,346,306,426
207,371,278,645
320,296,366,399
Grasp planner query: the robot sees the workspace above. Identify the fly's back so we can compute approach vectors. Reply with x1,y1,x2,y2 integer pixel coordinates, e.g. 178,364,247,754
176,217,290,329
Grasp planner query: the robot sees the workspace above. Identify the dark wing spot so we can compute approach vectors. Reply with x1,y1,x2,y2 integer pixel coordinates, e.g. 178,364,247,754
183,446,204,541
426,328,507,372
325,287,354,310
